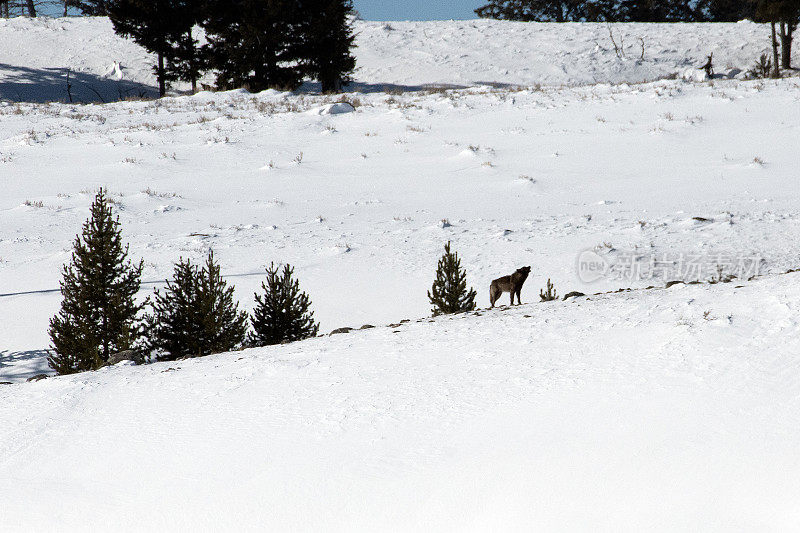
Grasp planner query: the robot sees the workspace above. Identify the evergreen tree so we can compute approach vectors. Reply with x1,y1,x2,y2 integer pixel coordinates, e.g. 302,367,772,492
108,0,203,96
428,241,477,316
706,0,756,20
48,188,145,375
163,0,205,93
614,0,700,21
475,0,588,22
585,0,622,21
67,0,109,15
146,251,248,360
754,0,800,69
475,0,706,21
249,263,319,346
752,0,800,74
202,0,304,91
299,0,357,93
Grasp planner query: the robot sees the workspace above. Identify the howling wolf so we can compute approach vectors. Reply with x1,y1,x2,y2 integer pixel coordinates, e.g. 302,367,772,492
489,266,531,307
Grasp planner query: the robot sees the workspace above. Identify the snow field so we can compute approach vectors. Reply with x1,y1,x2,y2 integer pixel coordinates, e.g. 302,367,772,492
3,274,800,529
2,17,800,528
2,77,800,373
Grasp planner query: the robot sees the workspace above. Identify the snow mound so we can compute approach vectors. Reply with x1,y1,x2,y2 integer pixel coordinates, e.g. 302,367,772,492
682,68,709,82
306,102,356,115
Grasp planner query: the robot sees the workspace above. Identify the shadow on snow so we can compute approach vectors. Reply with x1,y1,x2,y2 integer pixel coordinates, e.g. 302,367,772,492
0,62,157,104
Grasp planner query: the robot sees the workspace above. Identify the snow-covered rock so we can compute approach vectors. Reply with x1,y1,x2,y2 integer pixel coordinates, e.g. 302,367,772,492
306,102,356,115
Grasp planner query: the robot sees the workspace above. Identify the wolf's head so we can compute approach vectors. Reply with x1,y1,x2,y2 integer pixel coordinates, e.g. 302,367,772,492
516,266,531,279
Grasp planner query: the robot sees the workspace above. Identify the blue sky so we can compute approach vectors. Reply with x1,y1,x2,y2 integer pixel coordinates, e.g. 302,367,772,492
45,1,486,20
353,0,484,21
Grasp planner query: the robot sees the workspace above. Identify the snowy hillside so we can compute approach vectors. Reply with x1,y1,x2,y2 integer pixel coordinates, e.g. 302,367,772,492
0,16,790,102
2,17,800,527
4,275,800,529
3,76,800,376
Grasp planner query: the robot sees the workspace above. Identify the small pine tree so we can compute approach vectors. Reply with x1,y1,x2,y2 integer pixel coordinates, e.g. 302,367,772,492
540,278,558,302
48,188,146,374
146,251,248,360
428,241,477,316
249,263,319,346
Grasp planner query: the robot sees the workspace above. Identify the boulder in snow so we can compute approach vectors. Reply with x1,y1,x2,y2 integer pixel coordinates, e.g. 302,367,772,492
106,350,144,366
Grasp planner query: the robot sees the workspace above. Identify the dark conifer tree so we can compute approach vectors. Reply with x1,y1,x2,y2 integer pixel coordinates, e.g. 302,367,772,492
299,0,357,93
163,0,205,93
475,0,587,22
108,0,203,96
706,0,755,20
585,0,622,21
48,188,146,374
753,0,800,72
428,241,477,316
249,263,319,346
68,0,109,15
202,0,303,91
146,251,248,360
616,0,666,21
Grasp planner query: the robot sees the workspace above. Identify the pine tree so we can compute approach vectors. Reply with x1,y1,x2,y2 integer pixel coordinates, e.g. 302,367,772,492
202,0,304,92
249,263,319,346
753,0,800,69
146,251,248,360
475,0,588,22
67,0,109,15
48,188,145,374
299,0,357,93
108,0,203,96
428,241,477,316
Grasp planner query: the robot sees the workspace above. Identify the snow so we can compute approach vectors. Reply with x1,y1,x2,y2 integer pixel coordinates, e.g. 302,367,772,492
2,16,800,528
0,17,784,102
4,277,800,529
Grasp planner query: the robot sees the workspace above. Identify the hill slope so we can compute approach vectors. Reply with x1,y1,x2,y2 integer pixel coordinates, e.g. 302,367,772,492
3,275,800,529
0,17,788,102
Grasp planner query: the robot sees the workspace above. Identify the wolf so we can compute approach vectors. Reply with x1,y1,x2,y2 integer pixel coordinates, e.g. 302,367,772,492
489,266,531,307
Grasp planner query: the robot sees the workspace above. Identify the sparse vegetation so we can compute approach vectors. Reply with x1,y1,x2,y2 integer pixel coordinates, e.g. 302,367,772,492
540,278,558,302
748,53,773,79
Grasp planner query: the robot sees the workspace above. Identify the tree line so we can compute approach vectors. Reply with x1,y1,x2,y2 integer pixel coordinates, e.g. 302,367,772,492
109,0,356,96
2,0,357,96
475,0,793,23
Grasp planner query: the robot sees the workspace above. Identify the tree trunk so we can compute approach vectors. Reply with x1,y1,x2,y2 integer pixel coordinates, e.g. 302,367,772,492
26,0,36,16
771,22,781,78
780,21,795,69
188,30,197,94
157,52,166,97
